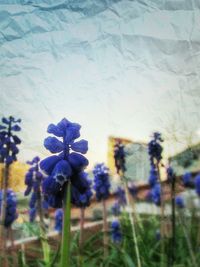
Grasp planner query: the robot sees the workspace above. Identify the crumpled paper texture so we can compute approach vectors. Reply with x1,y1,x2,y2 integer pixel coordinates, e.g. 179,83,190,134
0,0,200,166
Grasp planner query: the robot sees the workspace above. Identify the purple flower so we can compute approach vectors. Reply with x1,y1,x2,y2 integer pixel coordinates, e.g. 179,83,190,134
0,116,21,165
54,209,63,233
111,220,122,244
41,118,89,208
0,189,18,227
148,132,163,166
115,187,126,207
195,173,200,196
167,166,175,183
175,196,185,209
151,183,161,206
114,140,126,174
93,163,111,201
148,166,158,187
182,172,194,188
25,156,48,222
71,172,93,208
29,208,37,222
111,202,121,216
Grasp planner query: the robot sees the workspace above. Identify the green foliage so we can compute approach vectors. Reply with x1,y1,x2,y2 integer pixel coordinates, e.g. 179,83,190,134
6,211,200,267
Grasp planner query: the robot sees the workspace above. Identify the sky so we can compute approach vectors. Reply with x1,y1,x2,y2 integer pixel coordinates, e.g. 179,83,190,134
0,0,200,169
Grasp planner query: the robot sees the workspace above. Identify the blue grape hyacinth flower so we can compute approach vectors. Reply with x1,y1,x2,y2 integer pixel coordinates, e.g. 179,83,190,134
41,118,89,208
111,220,122,244
195,173,200,196
115,187,126,207
175,196,185,209
148,165,158,187
148,132,163,166
24,156,48,222
93,163,111,201
0,189,18,228
114,140,126,174
111,202,121,216
151,183,161,206
167,166,175,183
182,172,194,188
0,116,21,165
29,208,37,222
54,209,63,233
71,171,93,208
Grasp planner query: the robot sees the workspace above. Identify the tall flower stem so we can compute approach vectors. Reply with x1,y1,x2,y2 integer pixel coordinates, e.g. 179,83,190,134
0,165,4,190
37,189,50,265
170,175,176,267
156,162,165,267
123,176,141,267
78,208,85,267
59,181,71,267
0,164,9,252
0,118,12,250
79,207,85,252
102,199,108,258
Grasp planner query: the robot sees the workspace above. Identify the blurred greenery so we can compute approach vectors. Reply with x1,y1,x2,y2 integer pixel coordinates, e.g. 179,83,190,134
7,210,200,267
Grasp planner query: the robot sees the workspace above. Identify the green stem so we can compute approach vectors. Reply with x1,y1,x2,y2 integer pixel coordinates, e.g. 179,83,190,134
37,184,50,265
59,181,71,267
78,208,85,267
123,176,141,267
0,164,9,265
156,162,165,267
102,199,108,258
170,175,176,267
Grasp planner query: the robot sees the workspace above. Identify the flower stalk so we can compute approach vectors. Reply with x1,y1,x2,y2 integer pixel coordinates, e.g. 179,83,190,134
60,182,71,267
123,177,141,267
79,207,85,253
0,164,9,248
170,172,176,266
102,199,108,258
37,189,50,265
156,162,165,267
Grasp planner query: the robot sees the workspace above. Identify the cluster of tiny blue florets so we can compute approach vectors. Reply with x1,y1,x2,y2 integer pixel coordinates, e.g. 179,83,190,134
111,202,121,216
151,183,161,206
148,132,163,167
147,133,163,206
24,156,48,222
111,220,122,244
54,208,63,233
41,118,89,208
0,189,18,227
0,116,21,165
195,173,200,197
175,196,185,209
166,166,175,183
93,163,111,201
115,186,126,207
114,140,126,174
71,171,93,208
182,172,194,188
148,165,158,188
